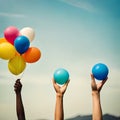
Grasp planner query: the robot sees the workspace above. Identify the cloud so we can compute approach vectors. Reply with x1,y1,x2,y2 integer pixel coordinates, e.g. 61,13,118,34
0,12,25,18
59,0,95,12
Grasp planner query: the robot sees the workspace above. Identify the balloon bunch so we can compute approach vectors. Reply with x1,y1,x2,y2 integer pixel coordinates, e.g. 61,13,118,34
0,26,41,75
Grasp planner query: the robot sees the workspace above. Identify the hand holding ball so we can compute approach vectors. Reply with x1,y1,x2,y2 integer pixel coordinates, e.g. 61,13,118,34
53,68,69,85
92,63,109,80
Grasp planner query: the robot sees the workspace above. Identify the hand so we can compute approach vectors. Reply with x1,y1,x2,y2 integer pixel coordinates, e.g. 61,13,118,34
52,78,70,97
91,74,108,93
14,79,22,94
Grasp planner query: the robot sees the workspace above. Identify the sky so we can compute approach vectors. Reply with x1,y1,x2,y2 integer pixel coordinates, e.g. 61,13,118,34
0,0,120,119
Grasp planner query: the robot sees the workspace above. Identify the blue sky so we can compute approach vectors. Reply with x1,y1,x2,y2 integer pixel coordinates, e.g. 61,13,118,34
0,0,120,119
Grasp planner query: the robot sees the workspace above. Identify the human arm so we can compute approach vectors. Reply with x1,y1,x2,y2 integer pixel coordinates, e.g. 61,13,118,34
91,74,107,120
52,79,70,120
14,79,26,120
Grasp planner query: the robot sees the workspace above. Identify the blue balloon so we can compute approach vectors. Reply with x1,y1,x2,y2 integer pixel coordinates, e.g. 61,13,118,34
92,63,109,80
14,36,30,54
54,68,69,85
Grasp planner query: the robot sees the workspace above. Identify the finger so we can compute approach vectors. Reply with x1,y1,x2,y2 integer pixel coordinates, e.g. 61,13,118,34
64,79,70,87
97,77,108,92
62,80,70,91
91,74,96,85
14,82,19,86
52,78,59,92
101,77,108,86
15,80,22,85
52,78,57,88
14,84,18,91
14,88,17,91
67,79,70,84
14,81,22,89
91,74,94,80
16,79,20,82
14,84,17,88
52,78,56,84
91,74,98,91
15,79,21,86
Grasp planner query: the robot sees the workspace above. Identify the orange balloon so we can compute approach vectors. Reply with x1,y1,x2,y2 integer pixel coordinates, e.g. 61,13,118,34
22,47,41,63
0,38,7,44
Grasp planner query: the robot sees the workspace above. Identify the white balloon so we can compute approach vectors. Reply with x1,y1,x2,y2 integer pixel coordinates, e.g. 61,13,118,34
20,27,35,42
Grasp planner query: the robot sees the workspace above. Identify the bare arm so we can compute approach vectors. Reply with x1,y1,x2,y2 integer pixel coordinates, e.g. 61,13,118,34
91,74,107,120
52,79,69,120
14,79,26,120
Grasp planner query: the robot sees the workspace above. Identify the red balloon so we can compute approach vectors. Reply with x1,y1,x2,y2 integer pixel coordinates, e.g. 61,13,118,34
4,26,19,45
22,47,41,63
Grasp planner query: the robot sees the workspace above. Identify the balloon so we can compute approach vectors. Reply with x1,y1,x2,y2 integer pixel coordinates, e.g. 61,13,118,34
92,63,109,80
22,47,41,63
8,55,26,75
14,36,30,54
0,38,7,44
0,42,16,60
53,68,69,85
20,27,35,42
4,26,19,45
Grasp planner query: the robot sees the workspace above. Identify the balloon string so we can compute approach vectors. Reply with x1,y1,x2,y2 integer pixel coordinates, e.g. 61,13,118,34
19,72,25,80
19,65,28,80
17,64,28,80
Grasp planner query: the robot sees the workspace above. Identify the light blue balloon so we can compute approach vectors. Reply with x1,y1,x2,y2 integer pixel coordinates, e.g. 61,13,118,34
54,68,69,85
92,63,109,80
14,36,30,54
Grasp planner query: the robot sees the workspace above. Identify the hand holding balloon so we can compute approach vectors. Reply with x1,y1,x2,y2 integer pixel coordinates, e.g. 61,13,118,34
92,63,109,80
53,68,69,85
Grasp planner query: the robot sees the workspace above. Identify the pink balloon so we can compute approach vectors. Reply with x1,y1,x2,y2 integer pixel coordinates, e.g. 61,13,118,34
4,26,19,45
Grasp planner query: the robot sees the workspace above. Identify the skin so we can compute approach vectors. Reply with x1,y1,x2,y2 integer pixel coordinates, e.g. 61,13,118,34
52,79,70,120
91,74,108,120
14,79,26,120
13,73,107,120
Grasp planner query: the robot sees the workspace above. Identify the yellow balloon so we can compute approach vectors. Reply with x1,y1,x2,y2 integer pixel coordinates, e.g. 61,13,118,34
8,55,26,75
0,42,16,60
0,38,7,44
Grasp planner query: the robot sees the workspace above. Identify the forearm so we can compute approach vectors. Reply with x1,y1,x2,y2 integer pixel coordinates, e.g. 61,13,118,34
55,94,64,120
92,92,103,120
16,93,26,120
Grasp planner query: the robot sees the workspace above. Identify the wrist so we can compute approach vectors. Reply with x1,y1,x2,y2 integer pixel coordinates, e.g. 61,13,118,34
56,93,64,98
92,91,100,96
15,92,21,96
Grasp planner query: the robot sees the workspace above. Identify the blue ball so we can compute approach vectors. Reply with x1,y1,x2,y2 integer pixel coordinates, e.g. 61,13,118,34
14,36,30,54
92,63,109,80
54,68,69,85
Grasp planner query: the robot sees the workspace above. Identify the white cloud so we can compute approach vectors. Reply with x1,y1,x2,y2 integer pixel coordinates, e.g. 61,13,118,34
59,0,95,12
0,12,25,18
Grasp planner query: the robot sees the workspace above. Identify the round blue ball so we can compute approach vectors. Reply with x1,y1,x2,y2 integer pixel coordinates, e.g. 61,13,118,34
14,36,30,54
92,63,109,80
54,68,69,85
